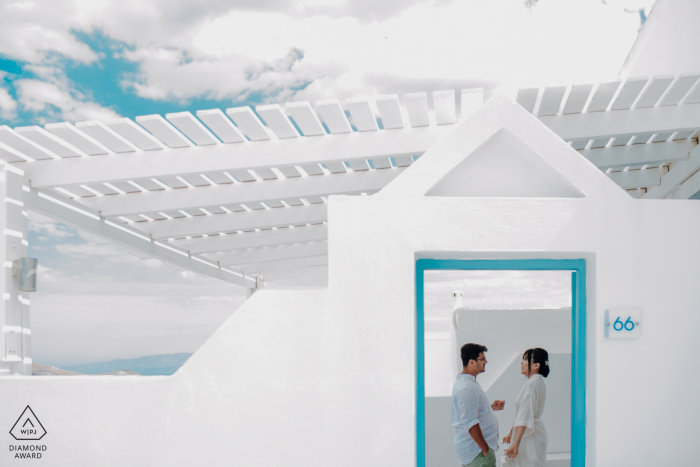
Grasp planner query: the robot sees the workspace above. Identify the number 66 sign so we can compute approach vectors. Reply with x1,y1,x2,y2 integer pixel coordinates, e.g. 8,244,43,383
604,309,641,338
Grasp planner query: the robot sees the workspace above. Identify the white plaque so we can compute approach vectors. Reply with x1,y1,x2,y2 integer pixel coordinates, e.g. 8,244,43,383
605,309,641,338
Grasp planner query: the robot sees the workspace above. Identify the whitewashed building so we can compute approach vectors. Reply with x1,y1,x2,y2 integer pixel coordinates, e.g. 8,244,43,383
2,0,700,465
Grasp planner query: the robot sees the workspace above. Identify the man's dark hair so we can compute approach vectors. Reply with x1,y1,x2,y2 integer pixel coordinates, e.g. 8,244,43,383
460,343,488,367
523,348,550,378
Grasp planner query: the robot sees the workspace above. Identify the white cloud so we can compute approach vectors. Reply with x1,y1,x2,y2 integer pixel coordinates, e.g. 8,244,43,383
0,0,658,120
29,221,75,238
0,1,99,64
14,77,120,124
0,72,18,121
116,0,653,104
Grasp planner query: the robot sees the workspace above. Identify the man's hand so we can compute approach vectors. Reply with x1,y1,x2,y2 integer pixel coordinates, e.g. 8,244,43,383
504,444,519,459
467,423,490,460
491,400,505,411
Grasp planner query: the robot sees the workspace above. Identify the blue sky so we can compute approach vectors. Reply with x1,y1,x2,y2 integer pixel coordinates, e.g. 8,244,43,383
1,30,293,128
0,0,654,367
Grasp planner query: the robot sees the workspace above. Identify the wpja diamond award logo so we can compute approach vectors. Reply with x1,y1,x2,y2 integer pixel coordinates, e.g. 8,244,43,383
8,406,47,459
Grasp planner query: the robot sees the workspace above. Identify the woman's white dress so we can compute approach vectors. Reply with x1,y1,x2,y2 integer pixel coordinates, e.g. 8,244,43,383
504,374,548,467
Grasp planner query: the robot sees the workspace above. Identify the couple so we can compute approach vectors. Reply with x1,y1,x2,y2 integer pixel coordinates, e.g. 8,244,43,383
450,343,550,467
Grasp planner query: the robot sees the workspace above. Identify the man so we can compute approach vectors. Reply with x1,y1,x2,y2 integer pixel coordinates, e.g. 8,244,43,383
450,343,505,467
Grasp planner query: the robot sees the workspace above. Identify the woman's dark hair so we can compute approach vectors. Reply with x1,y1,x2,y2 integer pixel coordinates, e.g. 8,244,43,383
461,343,488,367
523,348,550,377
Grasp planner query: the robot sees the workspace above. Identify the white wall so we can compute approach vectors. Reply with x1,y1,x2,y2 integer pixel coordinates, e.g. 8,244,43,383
3,96,700,466
423,308,571,396
619,0,700,77
456,309,571,391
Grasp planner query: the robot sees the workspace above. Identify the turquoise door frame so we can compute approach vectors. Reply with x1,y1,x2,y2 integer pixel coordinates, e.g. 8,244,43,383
415,259,586,467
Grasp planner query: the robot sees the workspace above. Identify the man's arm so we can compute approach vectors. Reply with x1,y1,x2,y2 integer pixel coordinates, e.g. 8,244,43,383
467,423,490,456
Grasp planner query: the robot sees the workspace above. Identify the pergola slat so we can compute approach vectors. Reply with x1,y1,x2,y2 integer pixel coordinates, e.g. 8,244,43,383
0,125,58,161
516,88,538,113
611,78,647,110
136,115,193,149
635,76,674,108
44,122,112,156
106,118,166,151
166,111,220,146
433,90,456,124
587,81,621,112
256,104,300,139
660,74,700,106
0,141,33,162
196,109,246,143
174,224,327,254
537,86,566,117
136,203,328,239
461,88,484,120
345,98,378,131
562,83,593,115
285,102,325,136
315,99,352,134
226,107,270,141
15,126,87,158
404,92,430,127
375,95,404,129
76,121,140,153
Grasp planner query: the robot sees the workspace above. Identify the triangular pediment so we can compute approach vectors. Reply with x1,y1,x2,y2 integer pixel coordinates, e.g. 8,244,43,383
379,94,628,203
426,127,584,198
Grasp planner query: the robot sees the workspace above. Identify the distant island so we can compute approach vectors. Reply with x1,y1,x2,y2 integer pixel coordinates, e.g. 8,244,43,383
32,363,141,376
34,353,193,376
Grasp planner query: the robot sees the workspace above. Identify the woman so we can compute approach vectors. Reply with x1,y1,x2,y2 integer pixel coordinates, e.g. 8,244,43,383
502,348,550,467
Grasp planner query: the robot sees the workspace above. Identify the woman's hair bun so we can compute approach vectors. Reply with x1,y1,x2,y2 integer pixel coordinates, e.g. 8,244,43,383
524,348,550,378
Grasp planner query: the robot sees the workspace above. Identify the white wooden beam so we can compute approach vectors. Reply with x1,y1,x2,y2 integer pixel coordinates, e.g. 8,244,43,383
173,224,327,254
20,125,455,189
78,168,404,217
25,188,255,287
135,203,327,239
580,140,695,170
540,104,700,142
607,167,667,190
238,255,327,274
261,265,327,283
669,167,700,199
210,241,328,266
644,144,700,199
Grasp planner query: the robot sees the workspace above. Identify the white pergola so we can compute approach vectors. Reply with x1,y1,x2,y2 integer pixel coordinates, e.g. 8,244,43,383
1,74,700,375
2,76,700,291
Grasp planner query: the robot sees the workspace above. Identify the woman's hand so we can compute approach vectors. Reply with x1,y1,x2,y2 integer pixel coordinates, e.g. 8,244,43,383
502,429,512,444
491,400,505,411
504,443,519,459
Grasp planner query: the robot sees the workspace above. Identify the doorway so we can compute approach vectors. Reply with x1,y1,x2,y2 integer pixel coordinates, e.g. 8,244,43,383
415,259,586,467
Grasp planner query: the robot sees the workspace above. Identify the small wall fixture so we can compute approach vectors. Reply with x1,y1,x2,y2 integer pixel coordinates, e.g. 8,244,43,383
12,257,38,292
